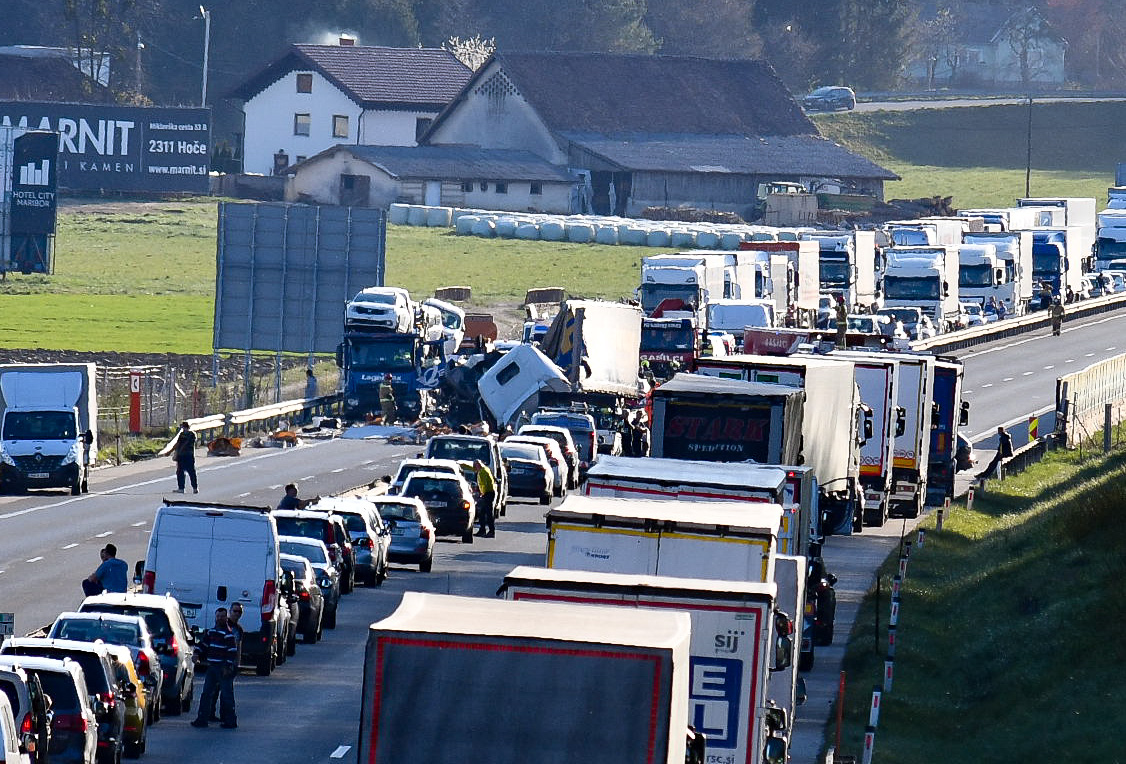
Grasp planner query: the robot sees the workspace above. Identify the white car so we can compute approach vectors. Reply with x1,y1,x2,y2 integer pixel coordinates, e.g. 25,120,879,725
345,287,414,333
959,302,991,327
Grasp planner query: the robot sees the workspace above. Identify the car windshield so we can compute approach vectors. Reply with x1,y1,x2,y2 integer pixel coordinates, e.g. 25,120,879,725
395,463,454,485
347,339,415,371
340,514,368,533
53,618,142,647
275,517,328,542
375,503,420,522
7,649,109,694
427,439,489,463
3,411,77,440
878,308,917,324
354,292,396,305
502,444,542,461
403,478,458,498
81,604,171,640
280,540,327,564
523,430,571,452
34,672,80,711
640,325,694,351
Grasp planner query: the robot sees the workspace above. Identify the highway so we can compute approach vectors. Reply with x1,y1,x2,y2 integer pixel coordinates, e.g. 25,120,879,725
2,307,1124,764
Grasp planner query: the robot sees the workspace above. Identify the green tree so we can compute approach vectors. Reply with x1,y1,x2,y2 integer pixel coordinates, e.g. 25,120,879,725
644,0,760,58
481,0,656,53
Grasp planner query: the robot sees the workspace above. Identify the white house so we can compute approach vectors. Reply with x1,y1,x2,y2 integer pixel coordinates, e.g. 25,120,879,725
285,144,576,213
231,40,471,176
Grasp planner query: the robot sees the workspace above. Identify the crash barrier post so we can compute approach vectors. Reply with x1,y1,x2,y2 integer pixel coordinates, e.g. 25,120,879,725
883,659,894,692
887,624,897,658
916,528,925,548
889,597,900,628
891,574,901,598
868,686,882,727
861,726,876,764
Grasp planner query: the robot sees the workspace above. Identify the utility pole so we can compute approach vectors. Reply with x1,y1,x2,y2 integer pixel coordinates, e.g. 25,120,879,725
135,32,144,93
1025,95,1033,197
199,6,211,107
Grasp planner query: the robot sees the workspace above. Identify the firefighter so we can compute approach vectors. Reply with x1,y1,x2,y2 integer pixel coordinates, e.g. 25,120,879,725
379,373,398,423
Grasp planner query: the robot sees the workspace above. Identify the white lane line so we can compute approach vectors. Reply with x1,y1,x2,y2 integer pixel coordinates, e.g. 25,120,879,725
300,475,316,481
981,383,993,388
1023,371,1034,376
330,746,351,759
238,492,251,498
1002,377,1014,382
1065,359,1075,363
269,485,282,490
1044,365,1055,370
26,556,43,563
0,447,320,522
331,468,345,473
95,531,113,538
131,521,146,527
1108,347,1117,351
362,460,374,465
1086,353,1095,356
62,543,79,550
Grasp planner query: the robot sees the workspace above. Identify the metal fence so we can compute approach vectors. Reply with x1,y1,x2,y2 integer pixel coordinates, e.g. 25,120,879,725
1056,353,1126,448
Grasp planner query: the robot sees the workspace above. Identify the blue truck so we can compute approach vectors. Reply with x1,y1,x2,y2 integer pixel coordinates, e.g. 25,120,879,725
336,331,446,421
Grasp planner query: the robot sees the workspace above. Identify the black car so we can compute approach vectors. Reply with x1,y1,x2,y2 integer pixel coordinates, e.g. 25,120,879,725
802,85,856,111
280,554,325,644
279,537,340,629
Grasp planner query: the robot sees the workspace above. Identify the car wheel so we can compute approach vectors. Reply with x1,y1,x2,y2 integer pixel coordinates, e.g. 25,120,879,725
276,634,287,665
798,645,815,673
303,627,317,645
341,570,354,595
287,630,297,656
256,640,275,676
462,528,475,543
419,555,433,573
325,605,337,629
182,682,193,714
71,479,81,496
152,696,161,723
539,492,551,505
165,687,182,716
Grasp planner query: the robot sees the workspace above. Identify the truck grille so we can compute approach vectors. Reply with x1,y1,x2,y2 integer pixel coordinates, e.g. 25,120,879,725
13,454,66,471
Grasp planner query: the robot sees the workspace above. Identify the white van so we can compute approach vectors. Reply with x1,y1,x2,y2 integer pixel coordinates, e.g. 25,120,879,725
0,692,27,764
140,500,283,676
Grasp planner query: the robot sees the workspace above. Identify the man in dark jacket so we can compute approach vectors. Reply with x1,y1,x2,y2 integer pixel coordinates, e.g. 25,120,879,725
191,607,239,728
172,421,198,494
978,426,1014,482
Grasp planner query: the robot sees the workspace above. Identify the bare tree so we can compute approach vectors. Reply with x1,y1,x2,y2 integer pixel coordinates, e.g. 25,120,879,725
1000,6,1056,86
443,34,495,71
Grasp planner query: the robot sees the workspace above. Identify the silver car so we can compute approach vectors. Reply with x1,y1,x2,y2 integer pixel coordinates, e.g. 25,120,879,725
368,495,435,572
312,497,391,587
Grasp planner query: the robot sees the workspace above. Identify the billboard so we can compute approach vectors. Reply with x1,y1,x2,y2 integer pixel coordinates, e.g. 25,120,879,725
0,102,210,193
10,131,58,234
214,202,386,354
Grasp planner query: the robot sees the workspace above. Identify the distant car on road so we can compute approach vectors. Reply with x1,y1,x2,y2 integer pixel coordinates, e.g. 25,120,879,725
802,86,856,111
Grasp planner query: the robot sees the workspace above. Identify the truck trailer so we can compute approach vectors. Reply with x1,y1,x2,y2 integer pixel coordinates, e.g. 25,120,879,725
359,592,692,764
0,363,96,494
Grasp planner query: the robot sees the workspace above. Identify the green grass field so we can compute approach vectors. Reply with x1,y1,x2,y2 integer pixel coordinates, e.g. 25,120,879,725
833,441,1126,761
3,99,1123,353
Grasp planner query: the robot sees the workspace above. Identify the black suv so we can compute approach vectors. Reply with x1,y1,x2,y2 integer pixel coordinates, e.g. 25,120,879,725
1,639,126,764
422,434,509,517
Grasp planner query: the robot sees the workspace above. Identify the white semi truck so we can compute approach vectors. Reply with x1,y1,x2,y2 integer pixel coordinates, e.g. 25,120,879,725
881,246,961,332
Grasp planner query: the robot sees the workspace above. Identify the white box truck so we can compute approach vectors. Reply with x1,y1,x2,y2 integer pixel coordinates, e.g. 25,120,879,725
501,566,795,764
0,363,96,495
888,353,933,518
882,246,961,332
962,230,1034,316
546,495,781,584
359,592,693,764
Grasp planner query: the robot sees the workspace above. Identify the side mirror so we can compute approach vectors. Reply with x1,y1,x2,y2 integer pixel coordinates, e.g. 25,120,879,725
942,280,949,297
762,736,787,764
133,560,145,586
862,406,874,442
895,407,906,437
335,343,344,368
771,611,794,672
796,676,808,706
959,400,970,427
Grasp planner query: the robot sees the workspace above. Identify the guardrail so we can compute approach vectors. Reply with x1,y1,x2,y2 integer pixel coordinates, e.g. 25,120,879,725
180,394,341,443
912,291,1126,354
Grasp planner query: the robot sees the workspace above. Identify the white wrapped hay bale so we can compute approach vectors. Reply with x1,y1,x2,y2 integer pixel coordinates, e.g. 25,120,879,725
407,205,428,226
595,225,619,245
566,222,596,243
426,207,453,227
515,222,542,240
455,214,480,235
540,221,566,241
389,203,410,225
471,217,497,238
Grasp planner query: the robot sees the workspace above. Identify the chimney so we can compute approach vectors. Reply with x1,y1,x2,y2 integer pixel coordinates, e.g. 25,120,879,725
339,35,355,46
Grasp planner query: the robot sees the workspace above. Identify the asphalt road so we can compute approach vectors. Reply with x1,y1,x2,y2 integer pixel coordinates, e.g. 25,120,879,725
2,307,1125,764
852,95,1126,113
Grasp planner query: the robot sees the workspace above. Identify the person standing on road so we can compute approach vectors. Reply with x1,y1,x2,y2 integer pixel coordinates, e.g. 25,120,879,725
191,607,239,729
473,459,496,538
207,603,244,723
379,374,398,424
1050,297,1065,336
172,421,198,494
978,426,1014,482
304,368,318,398
82,543,128,596
834,295,848,349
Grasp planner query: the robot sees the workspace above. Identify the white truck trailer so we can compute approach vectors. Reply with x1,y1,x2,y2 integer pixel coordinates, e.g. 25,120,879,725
546,495,781,584
501,567,794,764
962,230,1034,316
802,230,878,310
881,246,961,332
0,363,96,494
888,353,933,519
359,592,693,764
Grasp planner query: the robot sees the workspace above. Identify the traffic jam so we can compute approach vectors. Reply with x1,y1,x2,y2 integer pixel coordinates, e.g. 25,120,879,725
2,195,1117,764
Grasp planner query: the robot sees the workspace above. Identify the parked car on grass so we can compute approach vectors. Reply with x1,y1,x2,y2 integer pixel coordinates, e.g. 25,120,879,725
366,496,435,572
802,85,856,111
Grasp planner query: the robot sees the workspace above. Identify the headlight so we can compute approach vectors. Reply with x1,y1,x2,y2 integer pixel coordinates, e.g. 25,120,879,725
61,446,79,465
0,450,14,466
319,577,332,588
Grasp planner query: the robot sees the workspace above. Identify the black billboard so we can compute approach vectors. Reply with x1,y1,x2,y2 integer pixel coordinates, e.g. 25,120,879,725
10,130,58,234
0,102,210,193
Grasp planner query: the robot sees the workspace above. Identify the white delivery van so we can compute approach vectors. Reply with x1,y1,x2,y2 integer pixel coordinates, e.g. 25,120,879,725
141,500,283,676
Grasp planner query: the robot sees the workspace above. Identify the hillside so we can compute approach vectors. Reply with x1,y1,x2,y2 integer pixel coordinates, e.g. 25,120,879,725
816,100,1126,208
834,443,1126,761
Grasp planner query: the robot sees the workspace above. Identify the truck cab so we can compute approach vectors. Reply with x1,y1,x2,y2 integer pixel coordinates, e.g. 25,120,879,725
336,332,446,421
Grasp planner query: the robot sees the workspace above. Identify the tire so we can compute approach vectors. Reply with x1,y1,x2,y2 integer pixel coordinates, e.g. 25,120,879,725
71,480,81,496
276,634,287,665
303,627,317,645
419,555,433,573
905,499,920,519
81,475,89,493
286,631,296,657
325,605,337,629
341,569,354,595
798,645,814,673
124,734,144,760
256,640,275,676
182,683,193,714
165,687,182,716
539,492,551,506
462,529,474,543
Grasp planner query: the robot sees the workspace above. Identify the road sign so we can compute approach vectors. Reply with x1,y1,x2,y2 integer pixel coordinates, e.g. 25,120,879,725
0,612,13,636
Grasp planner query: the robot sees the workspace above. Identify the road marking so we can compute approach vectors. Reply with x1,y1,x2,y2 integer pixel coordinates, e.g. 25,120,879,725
1044,365,1054,369
362,460,374,465
95,531,113,538
330,746,351,759
1086,353,1095,356
1023,371,1034,376
1066,359,1075,363
1002,377,1014,382
1108,347,1117,351
269,485,282,490
62,543,79,550
26,556,43,563
981,383,993,388
331,468,345,473
300,475,316,481
238,492,251,498
131,521,146,527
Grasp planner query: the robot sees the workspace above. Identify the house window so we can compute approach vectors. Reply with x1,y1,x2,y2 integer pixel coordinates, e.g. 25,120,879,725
296,156,306,163
495,182,508,194
462,181,473,192
479,182,488,191
294,113,311,136
296,73,313,93
415,118,433,142
333,115,349,138
530,182,542,195
496,362,521,385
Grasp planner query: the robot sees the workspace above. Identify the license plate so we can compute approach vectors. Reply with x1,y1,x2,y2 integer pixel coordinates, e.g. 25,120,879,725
182,607,199,618
429,501,448,509
391,527,406,536
27,472,50,479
